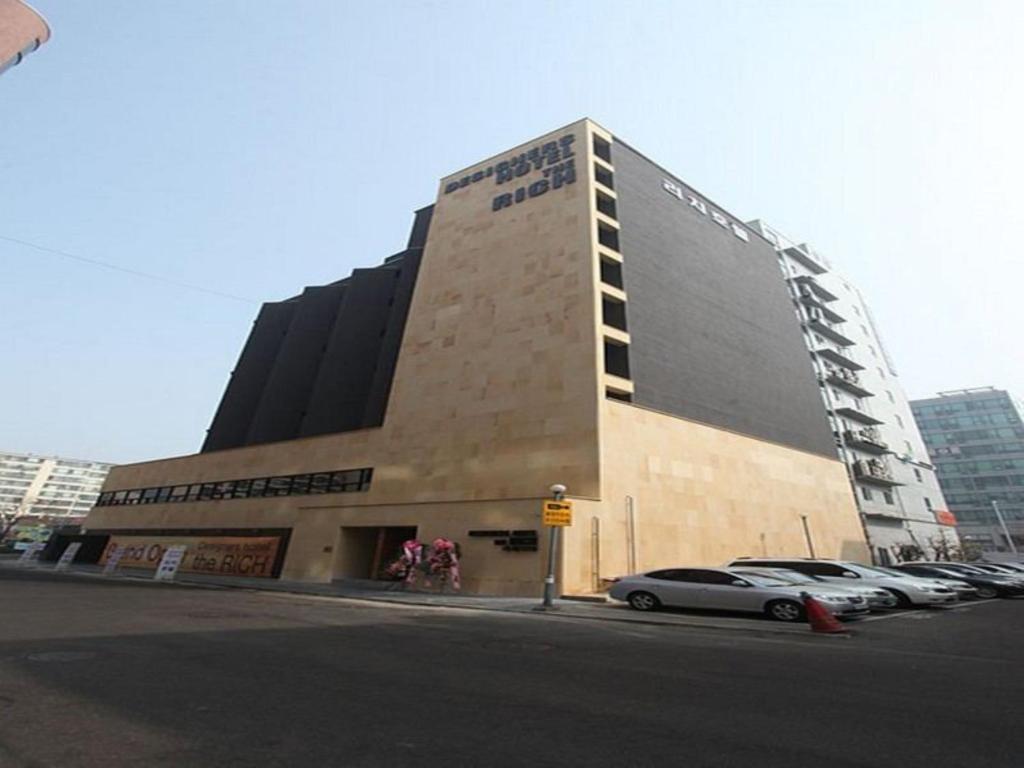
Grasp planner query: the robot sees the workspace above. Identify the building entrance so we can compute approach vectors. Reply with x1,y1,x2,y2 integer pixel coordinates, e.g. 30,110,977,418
335,526,417,580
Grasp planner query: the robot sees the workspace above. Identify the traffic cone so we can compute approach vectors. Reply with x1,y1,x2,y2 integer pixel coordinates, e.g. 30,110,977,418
801,592,848,634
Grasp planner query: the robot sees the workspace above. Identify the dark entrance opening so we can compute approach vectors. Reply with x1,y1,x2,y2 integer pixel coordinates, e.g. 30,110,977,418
336,526,417,580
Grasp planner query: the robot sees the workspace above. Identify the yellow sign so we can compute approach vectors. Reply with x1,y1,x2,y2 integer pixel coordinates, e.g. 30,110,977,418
542,500,573,527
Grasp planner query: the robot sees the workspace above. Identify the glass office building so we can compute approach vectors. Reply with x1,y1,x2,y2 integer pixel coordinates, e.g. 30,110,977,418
911,388,1024,552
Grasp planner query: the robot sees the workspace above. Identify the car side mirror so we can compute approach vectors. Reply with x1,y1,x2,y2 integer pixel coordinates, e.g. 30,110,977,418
841,572,858,578
730,580,749,587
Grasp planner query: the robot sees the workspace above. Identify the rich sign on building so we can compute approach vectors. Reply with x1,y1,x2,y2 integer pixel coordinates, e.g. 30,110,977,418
84,120,868,594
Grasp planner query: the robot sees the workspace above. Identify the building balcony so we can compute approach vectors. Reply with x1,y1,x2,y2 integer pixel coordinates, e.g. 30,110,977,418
823,367,873,398
807,318,855,347
833,406,884,426
853,459,902,487
797,293,845,323
791,275,839,303
782,245,828,275
815,348,864,371
844,427,889,455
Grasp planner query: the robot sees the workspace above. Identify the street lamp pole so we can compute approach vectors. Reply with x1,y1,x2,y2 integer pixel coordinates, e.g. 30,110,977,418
991,500,1018,555
542,484,566,608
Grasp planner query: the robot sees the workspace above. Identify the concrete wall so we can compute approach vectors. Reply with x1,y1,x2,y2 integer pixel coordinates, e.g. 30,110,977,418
561,400,870,594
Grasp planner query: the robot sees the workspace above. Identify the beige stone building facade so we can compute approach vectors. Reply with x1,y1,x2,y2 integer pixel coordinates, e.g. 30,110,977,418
84,119,868,595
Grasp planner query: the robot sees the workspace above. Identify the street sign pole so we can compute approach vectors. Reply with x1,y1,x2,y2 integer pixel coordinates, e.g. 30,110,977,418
540,485,570,609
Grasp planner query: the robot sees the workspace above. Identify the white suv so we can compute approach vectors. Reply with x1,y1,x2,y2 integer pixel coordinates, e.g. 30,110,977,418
726,558,958,607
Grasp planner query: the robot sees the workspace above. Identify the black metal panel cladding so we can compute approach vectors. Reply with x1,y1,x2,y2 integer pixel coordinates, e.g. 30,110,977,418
610,141,836,458
201,206,433,452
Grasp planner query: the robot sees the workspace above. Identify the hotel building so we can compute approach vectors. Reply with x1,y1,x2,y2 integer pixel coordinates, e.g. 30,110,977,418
83,119,868,594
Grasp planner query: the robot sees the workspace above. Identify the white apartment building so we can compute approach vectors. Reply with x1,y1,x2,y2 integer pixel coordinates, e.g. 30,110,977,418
0,450,113,522
750,222,957,564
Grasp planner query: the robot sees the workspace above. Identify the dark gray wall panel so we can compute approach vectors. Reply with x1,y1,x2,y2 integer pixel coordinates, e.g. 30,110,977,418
202,301,297,452
362,249,423,428
300,269,397,436
245,285,345,446
611,140,836,458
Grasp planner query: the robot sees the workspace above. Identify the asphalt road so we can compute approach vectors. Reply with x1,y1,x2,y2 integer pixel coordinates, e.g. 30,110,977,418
2,568,1023,768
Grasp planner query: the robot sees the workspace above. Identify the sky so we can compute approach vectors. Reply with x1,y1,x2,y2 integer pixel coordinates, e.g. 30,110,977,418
3,0,1022,464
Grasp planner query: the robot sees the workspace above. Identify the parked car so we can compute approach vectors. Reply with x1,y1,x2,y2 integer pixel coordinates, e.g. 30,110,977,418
608,567,870,621
909,562,1024,587
969,563,1024,579
983,562,1024,575
867,566,978,600
726,558,958,607
729,567,898,610
890,563,1024,599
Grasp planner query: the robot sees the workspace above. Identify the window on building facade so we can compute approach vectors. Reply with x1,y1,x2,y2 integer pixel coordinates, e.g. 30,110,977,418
883,491,894,505
861,487,873,501
97,467,373,507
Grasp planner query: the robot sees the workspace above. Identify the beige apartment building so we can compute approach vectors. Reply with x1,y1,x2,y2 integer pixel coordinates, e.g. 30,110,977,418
83,119,868,595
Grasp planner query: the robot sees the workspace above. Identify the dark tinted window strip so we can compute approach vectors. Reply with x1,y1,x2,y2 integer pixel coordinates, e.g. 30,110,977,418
95,467,373,507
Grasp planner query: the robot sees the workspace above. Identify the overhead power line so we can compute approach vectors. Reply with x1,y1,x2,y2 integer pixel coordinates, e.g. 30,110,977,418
0,234,258,305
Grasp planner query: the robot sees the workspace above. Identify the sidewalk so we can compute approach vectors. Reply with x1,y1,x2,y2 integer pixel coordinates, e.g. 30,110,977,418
0,556,825,637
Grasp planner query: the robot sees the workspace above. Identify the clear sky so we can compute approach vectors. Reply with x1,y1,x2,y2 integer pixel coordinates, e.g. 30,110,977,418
3,0,1022,464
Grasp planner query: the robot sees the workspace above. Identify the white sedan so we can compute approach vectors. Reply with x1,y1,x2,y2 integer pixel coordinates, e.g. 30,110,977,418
609,567,869,622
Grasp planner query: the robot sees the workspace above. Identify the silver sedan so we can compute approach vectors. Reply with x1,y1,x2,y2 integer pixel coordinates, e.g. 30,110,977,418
609,567,869,621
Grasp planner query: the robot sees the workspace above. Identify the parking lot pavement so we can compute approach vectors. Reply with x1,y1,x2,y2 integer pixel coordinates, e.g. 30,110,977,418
4,567,1024,767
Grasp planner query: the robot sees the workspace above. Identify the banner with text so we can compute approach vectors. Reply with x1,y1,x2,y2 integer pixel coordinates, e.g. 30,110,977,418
98,535,283,578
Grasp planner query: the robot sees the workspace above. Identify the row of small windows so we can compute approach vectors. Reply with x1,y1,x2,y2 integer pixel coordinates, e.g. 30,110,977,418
930,442,1024,457
95,468,373,507
923,427,1024,445
916,413,1021,431
913,398,1015,416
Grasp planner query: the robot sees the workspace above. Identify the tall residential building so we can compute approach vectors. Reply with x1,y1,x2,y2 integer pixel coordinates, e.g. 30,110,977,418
0,450,113,521
0,0,50,76
911,388,1024,553
83,119,868,593
750,222,956,564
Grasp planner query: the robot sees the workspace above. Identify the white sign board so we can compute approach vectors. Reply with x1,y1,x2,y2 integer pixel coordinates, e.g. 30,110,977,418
102,545,125,576
17,542,45,565
154,545,187,582
54,542,82,571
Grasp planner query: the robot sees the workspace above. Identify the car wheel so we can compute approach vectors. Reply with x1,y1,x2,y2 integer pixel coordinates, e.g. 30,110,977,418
887,589,913,608
976,586,999,599
766,599,805,622
627,591,660,611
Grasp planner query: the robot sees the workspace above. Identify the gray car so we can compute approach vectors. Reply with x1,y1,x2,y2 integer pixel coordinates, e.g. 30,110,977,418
608,567,870,622
726,558,959,607
729,567,898,610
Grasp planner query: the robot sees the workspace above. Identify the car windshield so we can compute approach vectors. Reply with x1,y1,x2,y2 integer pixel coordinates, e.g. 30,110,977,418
870,567,912,578
761,569,819,585
739,574,793,587
843,564,891,578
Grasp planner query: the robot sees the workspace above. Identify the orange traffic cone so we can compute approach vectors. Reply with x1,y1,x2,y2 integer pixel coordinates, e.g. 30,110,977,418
801,592,848,634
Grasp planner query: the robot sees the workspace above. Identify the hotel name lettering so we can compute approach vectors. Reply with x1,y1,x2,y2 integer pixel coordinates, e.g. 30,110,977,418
443,134,577,212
